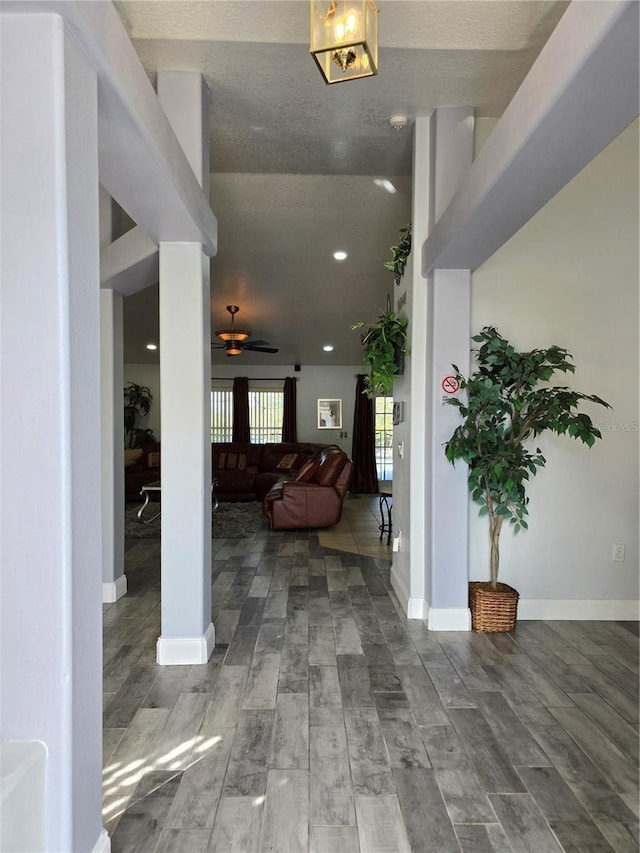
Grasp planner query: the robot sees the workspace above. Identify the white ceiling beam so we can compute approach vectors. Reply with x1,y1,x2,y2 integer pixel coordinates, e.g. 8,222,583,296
1,1,217,256
422,0,639,274
100,227,159,296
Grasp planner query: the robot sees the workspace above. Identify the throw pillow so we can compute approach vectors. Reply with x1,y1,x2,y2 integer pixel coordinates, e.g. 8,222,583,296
276,453,302,471
215,452,247,471
147,451,160,468
296,460,320,482
124,448,143,468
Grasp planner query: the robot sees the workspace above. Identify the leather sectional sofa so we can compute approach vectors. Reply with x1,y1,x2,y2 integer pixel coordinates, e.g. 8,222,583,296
126,440,353,531
213,441,353,529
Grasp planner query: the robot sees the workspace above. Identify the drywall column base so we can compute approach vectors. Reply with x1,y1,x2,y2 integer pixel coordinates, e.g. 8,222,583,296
0,13,103,851
100,288,126,602
157,72,213,665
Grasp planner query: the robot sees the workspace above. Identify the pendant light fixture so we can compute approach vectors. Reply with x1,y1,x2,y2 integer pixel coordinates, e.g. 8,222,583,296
310,0,379,85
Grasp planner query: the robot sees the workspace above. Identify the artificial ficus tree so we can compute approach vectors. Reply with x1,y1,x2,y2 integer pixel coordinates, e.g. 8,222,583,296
444,327,610,589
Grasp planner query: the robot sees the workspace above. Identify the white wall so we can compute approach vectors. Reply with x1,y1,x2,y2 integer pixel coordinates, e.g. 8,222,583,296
471,118,639,616
127,362,363,455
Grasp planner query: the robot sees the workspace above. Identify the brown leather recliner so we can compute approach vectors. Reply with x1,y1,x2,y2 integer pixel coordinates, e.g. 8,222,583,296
262,446,353,530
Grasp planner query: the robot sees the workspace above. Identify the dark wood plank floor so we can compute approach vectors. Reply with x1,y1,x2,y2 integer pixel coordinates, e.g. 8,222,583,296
103,523,639,852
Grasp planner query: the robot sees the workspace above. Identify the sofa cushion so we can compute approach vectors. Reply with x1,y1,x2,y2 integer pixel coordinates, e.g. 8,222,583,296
314,449,347,486
214,469,256,496
296,460,320,482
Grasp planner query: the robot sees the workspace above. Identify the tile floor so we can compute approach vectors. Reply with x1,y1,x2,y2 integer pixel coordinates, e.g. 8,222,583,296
102,497,639,852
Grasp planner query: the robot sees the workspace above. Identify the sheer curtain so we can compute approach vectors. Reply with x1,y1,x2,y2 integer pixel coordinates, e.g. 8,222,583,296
350,374,379,493
282,377,298,442
232,376,250,442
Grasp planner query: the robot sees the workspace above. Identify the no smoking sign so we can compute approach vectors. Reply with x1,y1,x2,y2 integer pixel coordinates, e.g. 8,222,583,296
441,375,460,395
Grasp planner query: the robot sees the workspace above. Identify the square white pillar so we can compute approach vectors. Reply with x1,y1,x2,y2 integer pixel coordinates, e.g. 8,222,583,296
157,243,214,664
156,71,213,665
0,13,104,851
101,288,127,601
427,108,474,631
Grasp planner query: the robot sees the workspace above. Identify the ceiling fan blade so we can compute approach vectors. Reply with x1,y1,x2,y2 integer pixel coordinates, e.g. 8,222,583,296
211,343,225,349
244,345,279,353
245,339,269,347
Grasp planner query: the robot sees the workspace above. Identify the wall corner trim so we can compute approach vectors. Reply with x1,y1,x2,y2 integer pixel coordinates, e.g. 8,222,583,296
428,607,472,631
102,575,127,603
156,622,215,665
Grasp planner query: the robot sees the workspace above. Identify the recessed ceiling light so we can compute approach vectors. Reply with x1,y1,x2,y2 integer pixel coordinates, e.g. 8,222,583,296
146,343,157,350
373,178,397,194
333,250,348,261
323,344,334,352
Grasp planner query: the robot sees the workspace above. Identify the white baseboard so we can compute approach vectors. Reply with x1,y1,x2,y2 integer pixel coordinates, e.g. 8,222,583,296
428,607,472,631
407,597,428,620
518,598,640,621
390,564,428,620
93,829,111,853
156,622,215,665
102,574,127,603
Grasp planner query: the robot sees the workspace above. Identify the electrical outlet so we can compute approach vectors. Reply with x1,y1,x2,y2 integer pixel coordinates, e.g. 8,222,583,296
392,532,401,552
613,544,625,562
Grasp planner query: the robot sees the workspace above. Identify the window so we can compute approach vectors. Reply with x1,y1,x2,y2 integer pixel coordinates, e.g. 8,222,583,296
210,387,284,443
249,389,283,443
211,389,233,442
374,395,394,481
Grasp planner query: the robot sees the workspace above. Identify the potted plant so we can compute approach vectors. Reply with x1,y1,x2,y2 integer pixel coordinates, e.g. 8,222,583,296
352,296,409,398
124,382,157,448
444,326,610,632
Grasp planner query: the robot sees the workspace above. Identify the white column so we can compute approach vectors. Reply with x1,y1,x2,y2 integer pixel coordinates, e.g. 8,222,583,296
101,288,126,601
390,117,432,620
426,108,474,630
156,72,213,664
0,13,105,853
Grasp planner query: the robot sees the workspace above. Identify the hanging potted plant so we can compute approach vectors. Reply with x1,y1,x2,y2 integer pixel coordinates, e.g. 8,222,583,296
444,327,610,632
352,296,409,398
384,223,412,286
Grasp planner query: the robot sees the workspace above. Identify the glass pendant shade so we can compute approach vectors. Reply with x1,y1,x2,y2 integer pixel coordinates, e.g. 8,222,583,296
310,0,378,84
216,329,249,343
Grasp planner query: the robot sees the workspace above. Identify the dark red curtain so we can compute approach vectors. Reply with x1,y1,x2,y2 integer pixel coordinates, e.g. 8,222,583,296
350,374,379,493
282,377,297,442
232,376,250,442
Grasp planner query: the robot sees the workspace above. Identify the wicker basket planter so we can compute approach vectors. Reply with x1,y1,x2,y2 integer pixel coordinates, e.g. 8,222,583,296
469,581,519,633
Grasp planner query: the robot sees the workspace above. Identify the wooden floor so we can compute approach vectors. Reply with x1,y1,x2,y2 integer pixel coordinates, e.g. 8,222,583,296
103,508,639,852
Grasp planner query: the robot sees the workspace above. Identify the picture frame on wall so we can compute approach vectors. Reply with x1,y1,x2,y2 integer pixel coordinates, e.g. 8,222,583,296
317,399,342,429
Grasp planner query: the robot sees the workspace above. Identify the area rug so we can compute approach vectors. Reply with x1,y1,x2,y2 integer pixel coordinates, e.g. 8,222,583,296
125,501,266,539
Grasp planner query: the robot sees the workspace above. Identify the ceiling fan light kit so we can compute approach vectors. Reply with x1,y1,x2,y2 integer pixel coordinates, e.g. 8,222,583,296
310,0,379,85
213,305,279,357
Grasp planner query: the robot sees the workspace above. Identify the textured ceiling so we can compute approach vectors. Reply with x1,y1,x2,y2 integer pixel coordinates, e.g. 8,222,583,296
116,0,569,366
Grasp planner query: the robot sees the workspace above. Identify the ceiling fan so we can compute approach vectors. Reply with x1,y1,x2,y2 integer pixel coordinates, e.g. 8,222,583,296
212,305,279,357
